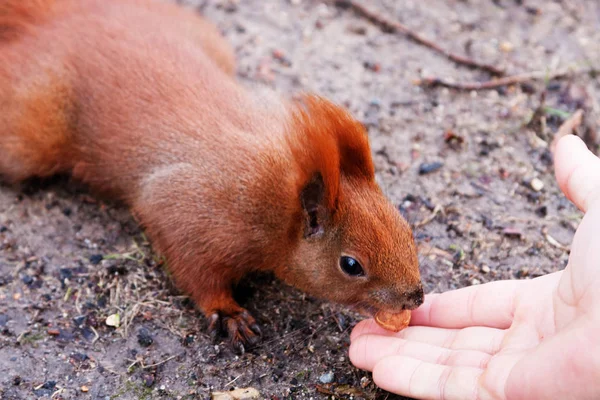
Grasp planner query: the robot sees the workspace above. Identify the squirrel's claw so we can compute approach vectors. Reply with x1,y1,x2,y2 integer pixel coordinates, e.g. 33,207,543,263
207,313,222,343
207,309,262,354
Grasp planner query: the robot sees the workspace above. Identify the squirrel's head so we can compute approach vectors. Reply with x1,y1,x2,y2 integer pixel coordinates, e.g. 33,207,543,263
281,94,423,316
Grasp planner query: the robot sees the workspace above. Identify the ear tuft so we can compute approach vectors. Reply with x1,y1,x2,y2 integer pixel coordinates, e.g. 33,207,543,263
287,93,375,220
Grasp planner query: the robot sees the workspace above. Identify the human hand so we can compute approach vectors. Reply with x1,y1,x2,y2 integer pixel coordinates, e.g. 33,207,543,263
349,135,600,399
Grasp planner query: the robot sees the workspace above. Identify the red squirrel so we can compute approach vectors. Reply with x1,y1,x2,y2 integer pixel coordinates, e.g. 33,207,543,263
0,0,424,352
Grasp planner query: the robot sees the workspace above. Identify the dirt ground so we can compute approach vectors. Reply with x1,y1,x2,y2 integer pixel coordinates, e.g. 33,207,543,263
1,0,599,399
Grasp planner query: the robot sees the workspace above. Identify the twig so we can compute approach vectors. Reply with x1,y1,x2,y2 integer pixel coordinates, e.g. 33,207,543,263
315,384,336,396
90,326,100,344
75,289,82,314
16,329,32,344
417,67,597,91
333,0,505,76
51,388,65,399
542,227,570,252
224,375,242,387
417,243,454,261
126,354,179,371
141,354,179,369
414,204,442,228
550,109,583,154
98,363,122,376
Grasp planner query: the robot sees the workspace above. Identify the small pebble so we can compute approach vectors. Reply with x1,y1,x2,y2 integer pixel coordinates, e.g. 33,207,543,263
89,254,103,265
137,328,154,347
81,386,89,393
471,278,482,285
499,41,514,52
212,387,261,400
369,98,381,108
503,227,522,239
105,313,120,328
55,329,75,343
59,268,73,281
529,178,544,192
70,353,89,363
143,373,155,387
419,162,444,175
72,315,87,327
183,334,194,346
319,371,335,384
536,205,548,218
481,265,491,273
34,388,53,397
346,23,367,35
517,267,530,278
271,49,291,67
81,327,96,342
363,61,381,72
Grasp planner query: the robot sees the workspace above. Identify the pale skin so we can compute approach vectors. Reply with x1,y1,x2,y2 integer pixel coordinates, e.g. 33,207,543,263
349,135,600,400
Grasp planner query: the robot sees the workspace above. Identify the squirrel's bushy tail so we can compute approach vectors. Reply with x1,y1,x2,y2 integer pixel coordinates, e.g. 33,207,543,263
0,0,74,182
0,0,56,41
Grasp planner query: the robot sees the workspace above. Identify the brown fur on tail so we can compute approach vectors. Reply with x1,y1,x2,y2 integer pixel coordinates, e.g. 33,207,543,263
0,0,74,182
0,0,56,41
0,73,75,182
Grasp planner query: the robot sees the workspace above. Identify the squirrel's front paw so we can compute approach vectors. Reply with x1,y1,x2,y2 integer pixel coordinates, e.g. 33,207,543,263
207,309,262,354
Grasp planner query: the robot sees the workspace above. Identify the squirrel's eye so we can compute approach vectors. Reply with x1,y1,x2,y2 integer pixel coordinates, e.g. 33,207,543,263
340,256,365,277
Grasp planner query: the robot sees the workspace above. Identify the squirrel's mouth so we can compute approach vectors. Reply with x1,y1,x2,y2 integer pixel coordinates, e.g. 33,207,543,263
352,303,379,318
352,301,410,318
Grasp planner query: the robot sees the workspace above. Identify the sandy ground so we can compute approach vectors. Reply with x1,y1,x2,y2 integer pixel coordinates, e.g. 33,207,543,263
1,0,599,399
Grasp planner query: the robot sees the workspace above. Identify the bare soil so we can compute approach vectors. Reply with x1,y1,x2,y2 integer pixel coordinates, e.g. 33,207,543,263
1,0,599,399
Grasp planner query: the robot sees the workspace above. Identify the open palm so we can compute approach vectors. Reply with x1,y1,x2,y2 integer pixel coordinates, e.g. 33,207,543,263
350,135,600,400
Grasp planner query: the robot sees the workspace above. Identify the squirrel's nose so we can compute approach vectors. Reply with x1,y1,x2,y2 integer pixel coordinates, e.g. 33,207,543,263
375,284,425,311
402,285,424,310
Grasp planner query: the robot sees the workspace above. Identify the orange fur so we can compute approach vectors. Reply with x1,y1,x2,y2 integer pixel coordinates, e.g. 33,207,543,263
0,0,56,41
288,94,375,211
0,0,423,351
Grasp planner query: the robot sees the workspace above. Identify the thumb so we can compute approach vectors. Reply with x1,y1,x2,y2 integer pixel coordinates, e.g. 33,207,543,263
554,135,600,213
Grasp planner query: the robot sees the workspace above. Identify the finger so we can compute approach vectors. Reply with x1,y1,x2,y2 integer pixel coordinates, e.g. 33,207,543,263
410,280,523,329
350,334,491,372
399,326,505,354
351,320,505,354
554,134,600,213
372,355,482,400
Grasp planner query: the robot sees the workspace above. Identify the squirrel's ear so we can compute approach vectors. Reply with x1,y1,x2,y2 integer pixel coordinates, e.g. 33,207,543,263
300,172,329,239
